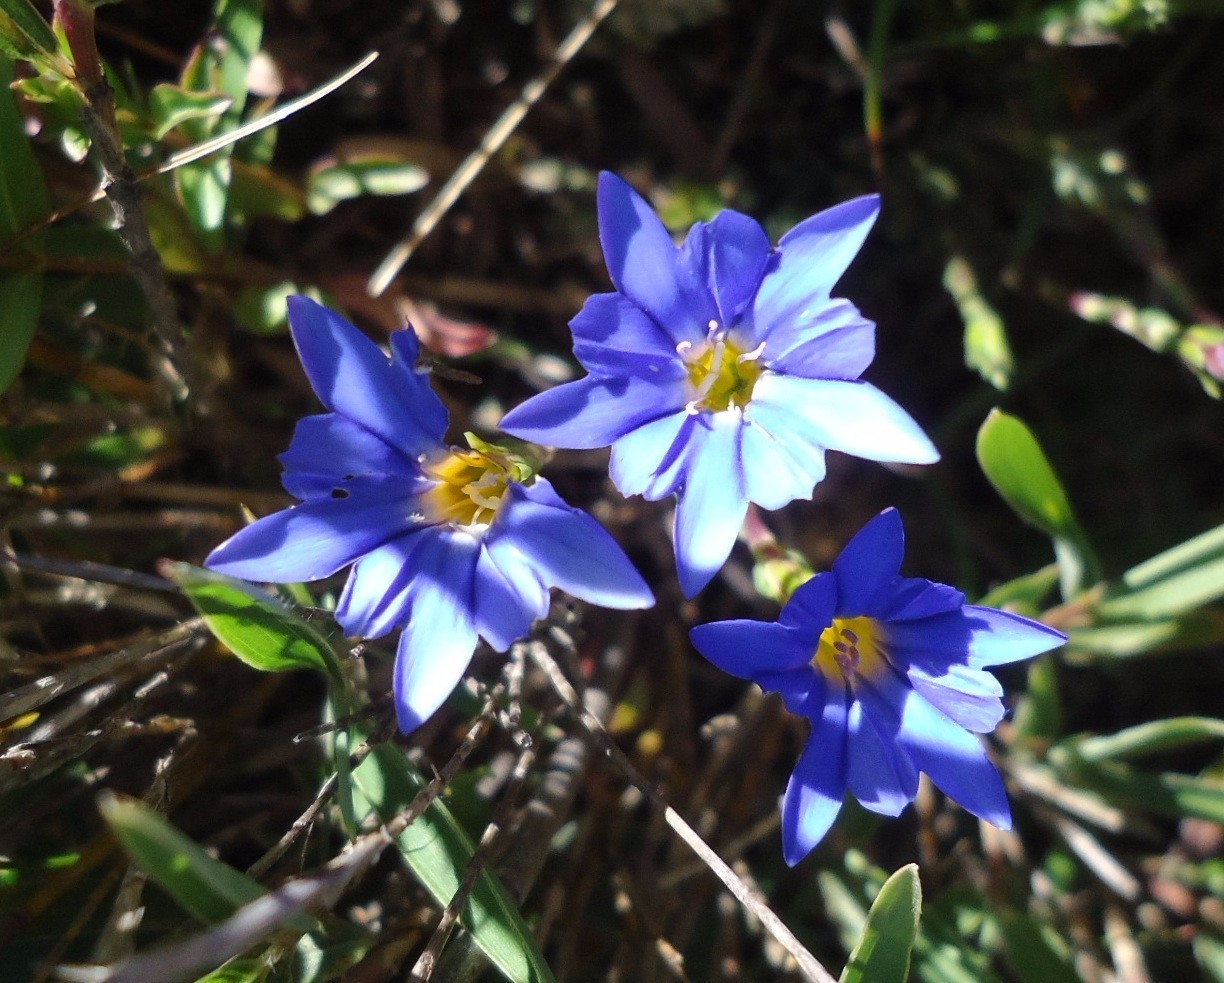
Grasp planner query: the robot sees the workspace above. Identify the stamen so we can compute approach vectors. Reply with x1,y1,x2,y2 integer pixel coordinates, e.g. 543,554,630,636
676,340,693,356
737,341,767,363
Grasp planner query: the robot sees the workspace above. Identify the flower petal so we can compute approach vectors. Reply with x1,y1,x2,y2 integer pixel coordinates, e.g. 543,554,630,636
279,413,422,501
779,571,837,636
892,681,1011,828
286,295,448,459
597,172,715,343
609,411,694,500
752,194,880,340
751,375,939,465
335,530,431,638
500,374,685,450
570,292,687,379
206,496,417,583
766,301,876,380
690,619,814,681
392,530,480,734
672,413,749,596
782,685,849,865
880,577,966,621
739,415,827,511
846,696,919,817
905,663,1006,733
679,210,773,327
489,479,655,609
963,606,1067,667
833,508,906,615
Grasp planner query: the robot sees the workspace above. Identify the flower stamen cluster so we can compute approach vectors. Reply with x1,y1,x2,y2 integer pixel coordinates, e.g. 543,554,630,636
680,322,764,414
425,443,519,528
813,615,886,681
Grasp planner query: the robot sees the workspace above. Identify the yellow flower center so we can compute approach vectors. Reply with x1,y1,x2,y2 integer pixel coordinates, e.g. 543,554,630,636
422,433,543,528
812,616,889,683
679,324,765,413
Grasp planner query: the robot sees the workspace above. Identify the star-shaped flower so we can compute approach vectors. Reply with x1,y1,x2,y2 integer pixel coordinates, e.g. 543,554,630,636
501,172,939,596
207,296,654,733
689,509,1065,865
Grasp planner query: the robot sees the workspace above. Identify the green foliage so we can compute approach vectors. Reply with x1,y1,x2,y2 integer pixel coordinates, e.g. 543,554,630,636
0,0,69,74
976,409,1099,599
351,743,556,983
306,153,429,215
839,863,921,983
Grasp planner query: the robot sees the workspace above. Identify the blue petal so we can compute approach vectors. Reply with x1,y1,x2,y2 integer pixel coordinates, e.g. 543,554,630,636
286,296,448,459
739,414,827,511
779,571,837,637
905,663,1006,733
889,678,1012,828
472,540,548,652
205,495,418,583
689,619,814,681
879,577,966,621
752,194,880,341
609,411,693,500
886,606,1064,670
570,292,687,379
766,301,876,380
335,530,431,638
500,374,685,450
672,413,749,596
279,413,422,501
833,509,906,615
679,210,773,327
393,530,481,734
759,667,824,716
846,696,919,817
962,606,1067,667
597,172,715,343
488,479,655,609
750,375,939,465
782,685,850,866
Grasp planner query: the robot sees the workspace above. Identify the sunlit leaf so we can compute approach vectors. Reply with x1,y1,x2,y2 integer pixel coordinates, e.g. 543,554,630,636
0,0,66,72
161,562,337,678
1056,717,1224,764
976,408,1098,598
148,83,233,139
839,863,921,983
307,154,428,214
945,256,1013,392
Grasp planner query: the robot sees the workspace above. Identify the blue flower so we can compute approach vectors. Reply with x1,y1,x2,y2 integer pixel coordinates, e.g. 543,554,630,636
501,172,939,596
689,509,1065,865
207,296,654,734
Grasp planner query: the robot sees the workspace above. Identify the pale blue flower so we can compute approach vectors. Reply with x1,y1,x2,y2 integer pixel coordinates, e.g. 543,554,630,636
208,296,654,733
501,172,938,596
690,509,1065,865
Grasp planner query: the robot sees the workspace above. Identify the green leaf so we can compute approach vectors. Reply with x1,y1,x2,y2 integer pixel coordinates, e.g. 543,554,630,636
1055,717,1224,764
350,743,555,983
195,958,271,983
306,155,428,214
0,271,42,396
0,0,66,71
944,256,1013,391
978,564,1059,614
148,82,234,139
1067,612,1224,660
98,792,312,932
1051,758,1224,823
839,863,921,983
0,54,50,239
1011,656,1061,741
976,409,1098,599
1098,522,1224,620
162,562,337,679
1194,932,1224,983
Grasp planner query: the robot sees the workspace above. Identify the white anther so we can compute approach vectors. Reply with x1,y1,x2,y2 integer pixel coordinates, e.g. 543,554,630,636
737,341,767,363
675,340,693,356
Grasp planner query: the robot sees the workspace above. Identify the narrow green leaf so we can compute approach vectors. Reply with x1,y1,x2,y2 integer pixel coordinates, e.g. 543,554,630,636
307,156,428,214
976,409,1098,598
194,958,271,983
1124,522,1224,590
148,82,233,139
98,792,312,932
1011,656,1061,741
1057,717,1224,764
0,271,41,396
978,564,1059,614
839,863,921,983
350,743,555,983
1100,550,1224,621
0,0,64,69
1193,932,1224,982
945,256,1013,391
1052,758,1224,823
1066,614,1224,659
162,562,337,679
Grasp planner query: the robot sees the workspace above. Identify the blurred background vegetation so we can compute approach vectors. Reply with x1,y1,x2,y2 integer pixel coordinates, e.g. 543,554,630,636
3,0,1224,980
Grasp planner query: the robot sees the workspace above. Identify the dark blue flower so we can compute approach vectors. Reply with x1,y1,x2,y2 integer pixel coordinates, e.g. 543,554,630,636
689,509,1065,865
207,296,654,734
501,172,939,596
